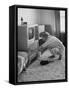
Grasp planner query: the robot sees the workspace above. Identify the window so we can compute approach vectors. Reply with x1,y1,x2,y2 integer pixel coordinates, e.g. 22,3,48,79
60,11,65,33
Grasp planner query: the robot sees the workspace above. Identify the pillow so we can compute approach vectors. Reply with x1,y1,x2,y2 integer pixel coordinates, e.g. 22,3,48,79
18,52,28,75
18,56,25,75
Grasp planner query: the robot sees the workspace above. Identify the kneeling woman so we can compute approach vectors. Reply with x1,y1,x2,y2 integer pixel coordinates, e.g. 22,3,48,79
39,32,65,63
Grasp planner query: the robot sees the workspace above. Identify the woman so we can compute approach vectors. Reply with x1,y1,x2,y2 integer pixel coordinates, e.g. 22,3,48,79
39,32,65,61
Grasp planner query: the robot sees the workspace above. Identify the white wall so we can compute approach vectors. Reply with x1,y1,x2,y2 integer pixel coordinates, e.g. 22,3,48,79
40,10,56,33
18,8,56,34
18,8,40,25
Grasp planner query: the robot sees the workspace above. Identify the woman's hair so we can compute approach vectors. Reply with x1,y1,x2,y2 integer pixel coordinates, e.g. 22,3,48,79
40,32,49,39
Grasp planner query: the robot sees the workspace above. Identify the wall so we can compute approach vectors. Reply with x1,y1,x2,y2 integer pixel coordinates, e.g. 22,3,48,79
40,10,56,34
18,8,40,25
18,9,56,34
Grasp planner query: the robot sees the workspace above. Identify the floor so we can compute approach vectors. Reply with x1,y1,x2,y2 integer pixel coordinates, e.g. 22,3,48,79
18,50,65,82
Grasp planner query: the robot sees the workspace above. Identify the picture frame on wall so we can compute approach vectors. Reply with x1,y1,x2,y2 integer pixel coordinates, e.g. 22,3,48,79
9,5,67,85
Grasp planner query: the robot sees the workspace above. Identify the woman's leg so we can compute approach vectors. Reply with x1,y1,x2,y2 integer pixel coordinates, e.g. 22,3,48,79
48,48,61,61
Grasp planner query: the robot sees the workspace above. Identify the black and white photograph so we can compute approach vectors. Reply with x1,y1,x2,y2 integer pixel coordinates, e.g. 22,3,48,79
17,7,67,83
9,5,67,85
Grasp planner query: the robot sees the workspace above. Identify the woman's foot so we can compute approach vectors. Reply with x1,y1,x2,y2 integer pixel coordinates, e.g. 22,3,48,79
40,60,53,65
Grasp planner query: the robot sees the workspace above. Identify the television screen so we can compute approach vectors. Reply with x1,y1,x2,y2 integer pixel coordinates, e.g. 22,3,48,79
28,27,34,40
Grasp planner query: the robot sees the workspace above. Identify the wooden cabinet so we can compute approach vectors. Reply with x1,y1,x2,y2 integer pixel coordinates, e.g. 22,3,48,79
18,24,39,63
18,25,28,51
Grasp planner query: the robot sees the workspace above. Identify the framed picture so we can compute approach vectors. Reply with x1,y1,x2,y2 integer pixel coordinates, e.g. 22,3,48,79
9,5,67,85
